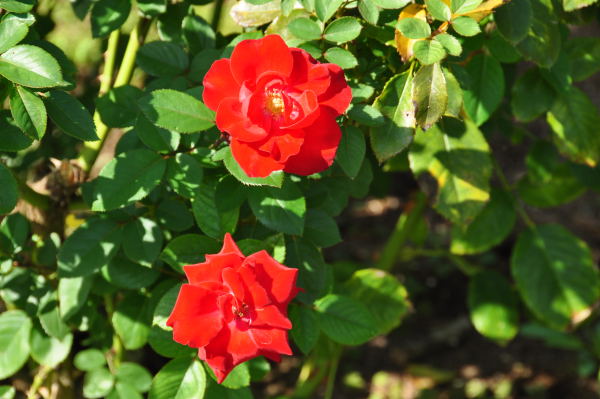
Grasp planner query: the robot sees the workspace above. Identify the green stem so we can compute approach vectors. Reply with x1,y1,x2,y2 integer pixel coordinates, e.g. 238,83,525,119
324,345,342,399
99,30,120,96
104,295,123,372
27,366,50,399
293,357,328,398
377,191,427,271
211,0,225,31
78,23,142,173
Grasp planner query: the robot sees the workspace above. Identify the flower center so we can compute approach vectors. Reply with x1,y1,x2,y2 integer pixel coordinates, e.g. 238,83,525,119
265,90,285,115
232,303,250,319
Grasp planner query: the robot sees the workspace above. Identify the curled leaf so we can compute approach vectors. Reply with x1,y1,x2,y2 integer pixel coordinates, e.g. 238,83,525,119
394,4,427,62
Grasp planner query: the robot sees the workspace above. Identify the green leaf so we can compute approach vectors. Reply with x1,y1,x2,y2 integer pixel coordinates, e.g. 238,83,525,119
0,111,32,151
0,14,29,53
315,0,344,21
159,234,220,272
443,67,463,118
84,368,115,398
517,141,586,207
149,358,206,399
344,268,410,335
137,0,167,16
286,236,332,303
116,363,152,393
103,255,160,289
396,17,431,39
463,54,504,126
451,188,515,254
563,0,597,11
0,164,17,215
566,37,600,82
468,271,519,342
323,47,358,69
96,85,143,128
486,29,521,63
358,0,380,25
547,86,600,167
304,209,341,247
156,198,194,232
113,292,152,350
38,289,70,339
0,310,31,379
91,0,131,38
289,304,320,354
374,0,410,7
248,180,306,235
58,276,93,321
223,147,284,187
288,17,322,41
138,89,215,133
450,0,483,13
323,17,362,43
412,63,447,129
425,0,451,20
74,349,107,371
182,14,215,54
347,104,384,126
137,41,188,78
0,386,14,399
434,33,462,56
511,68,555,123
370,72,415,162
108,383,142,399
9,85,47,139
30,327,72,368
57,218,123,277
91,149,167,211
45,90,98,141
451,16,480,37
134,115,180,153
123,217,164,267
192,179,239,239
516,0,560,68
413,40,447,64
336,126,366,178
494,0,532,43
0,0,35,12
409,119,492,224
315,294,378,345
165,154,203,199
208,363,250,389
511,224,600,329
0,44,63,88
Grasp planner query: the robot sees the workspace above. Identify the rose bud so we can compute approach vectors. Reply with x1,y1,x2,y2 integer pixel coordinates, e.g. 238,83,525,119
203,34,352,178
166,233,300,383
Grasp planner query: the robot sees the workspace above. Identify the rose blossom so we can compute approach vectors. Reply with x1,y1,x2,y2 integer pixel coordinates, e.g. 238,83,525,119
166,233,300,383
203,34,352,177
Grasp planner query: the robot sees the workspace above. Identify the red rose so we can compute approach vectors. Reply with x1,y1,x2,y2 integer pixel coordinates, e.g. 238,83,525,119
203,34,352,177
166,233,300,383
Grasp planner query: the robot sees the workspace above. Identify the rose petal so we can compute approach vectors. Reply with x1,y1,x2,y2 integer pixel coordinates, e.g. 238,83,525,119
230,138,284,178
238,264,271,308
202,59,241,111
167,284,224,347
317,63,352,115
245,251,298,304
216,98,269,142
289,48,332,96
227,324,261,365
184,253,243,285
250,328,292,355
230,35,293,85
284,108,342,176
253,304,293,329
257,127,305,163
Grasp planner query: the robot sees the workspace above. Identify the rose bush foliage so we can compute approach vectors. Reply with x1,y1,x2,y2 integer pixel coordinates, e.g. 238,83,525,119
0,0,599,398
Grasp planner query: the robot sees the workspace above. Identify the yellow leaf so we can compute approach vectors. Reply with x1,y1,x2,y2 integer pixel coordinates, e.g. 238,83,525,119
455,0,507,21
395,4,427,62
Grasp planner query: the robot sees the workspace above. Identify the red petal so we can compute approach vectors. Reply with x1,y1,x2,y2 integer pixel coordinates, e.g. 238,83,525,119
245,251,298,304
253,304,292,329
283,108,342,176
202,59,241,111
216,98,269,142
258,128,305,163
184,253,243,285
260,351,282,362
230,138,284,178
227,324,261,365
282,90,320,130
222,267,246,302
166,284,224,347
238,264,271,308
220,233,244,256
230,35,293,85
200,333,234,383
289,49,332,96
250,328,292,355
317,64,352,115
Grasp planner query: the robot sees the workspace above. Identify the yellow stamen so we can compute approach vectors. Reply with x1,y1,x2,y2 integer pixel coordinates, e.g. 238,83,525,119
266,90,285,115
